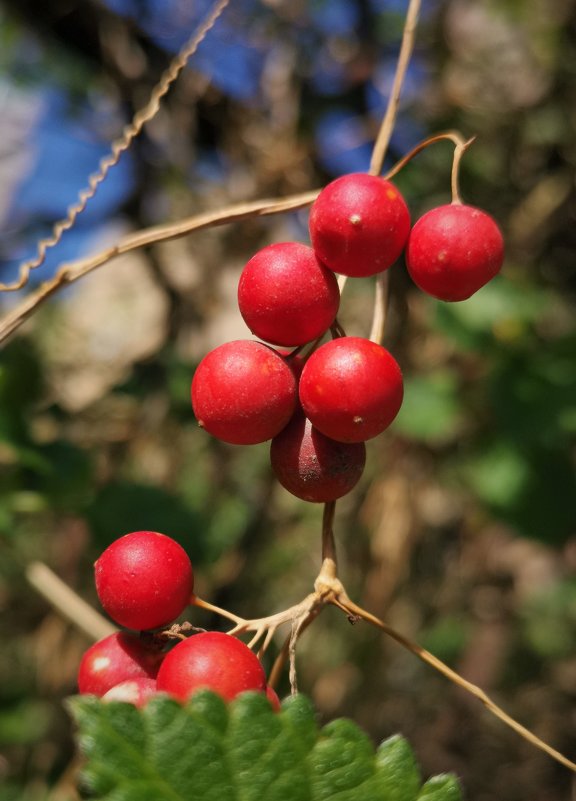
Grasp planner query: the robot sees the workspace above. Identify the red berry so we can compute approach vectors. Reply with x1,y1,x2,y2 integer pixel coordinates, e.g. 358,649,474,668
275,348,306,379
299,337,403,443
191,340,297,445
156,631,266,702
238,242,340,346
405,203,504,301
265,685,281,712
95,531,194,631
102,677,158,707
309,173,410,277
77,632,163,696
270,412,366,502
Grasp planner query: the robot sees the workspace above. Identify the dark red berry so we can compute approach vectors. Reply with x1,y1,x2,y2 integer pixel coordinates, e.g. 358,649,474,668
299,337,403,443
102,677,158,707
95,531,194,631
238,242,340,346
156,631,266,702
77,632,163,696
405,203,504,301
309,173,410,277
265,685,281,712
191,340,297,445
270,412,366,502
276,347,306,379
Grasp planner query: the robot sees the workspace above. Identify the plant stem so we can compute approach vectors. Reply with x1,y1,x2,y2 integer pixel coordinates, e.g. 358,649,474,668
450,136,476,204
369,0,421,176
1,0,232,293
26,562,116,641
0,189,318,346
268,634,291,689
383,130,476,201
335,593,576,774
320,502,338,580
190,595,244,625
369,272,390,345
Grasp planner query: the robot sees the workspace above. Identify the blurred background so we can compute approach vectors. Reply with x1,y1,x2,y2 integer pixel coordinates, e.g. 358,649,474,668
0,0,575,799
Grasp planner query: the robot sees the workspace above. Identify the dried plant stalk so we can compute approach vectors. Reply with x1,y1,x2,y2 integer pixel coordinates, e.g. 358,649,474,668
0,0,232,293
0,190,318,344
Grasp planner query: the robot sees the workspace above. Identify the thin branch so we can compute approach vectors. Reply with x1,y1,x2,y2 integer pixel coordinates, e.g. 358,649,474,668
0,189,318,346
1,0,233,292
369,0,421,176
0,140,472,353
26,562,116,642
189,594,244,625
288,615,306,693
383,130,475,195
336,593,576,774
226,592,319,640
368,272,389,344
268,633,291,689
285,604,324,694
320,501,337,575
450,136,476,204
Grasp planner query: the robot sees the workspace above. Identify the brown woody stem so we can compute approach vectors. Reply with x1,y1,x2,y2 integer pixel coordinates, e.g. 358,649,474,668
1,0,233,293
333,593,576,773
369,0,421,175
383,130,476,203
0,189,319,346
26,562,116,642
369,272,390,345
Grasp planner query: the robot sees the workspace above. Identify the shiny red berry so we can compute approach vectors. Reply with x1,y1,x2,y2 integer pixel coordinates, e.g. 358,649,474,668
276,348,306,379
238,242,340,346
95,531,194,631
77,632,164,696
270,412,366,502
156,631,266,702
299,337,403,443
309,173,410,277
265,685,281,712
405,203,504,301
191,340,297,445
102,677,158,707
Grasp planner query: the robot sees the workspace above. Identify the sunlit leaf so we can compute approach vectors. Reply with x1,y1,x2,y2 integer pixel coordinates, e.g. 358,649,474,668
68,692,464,801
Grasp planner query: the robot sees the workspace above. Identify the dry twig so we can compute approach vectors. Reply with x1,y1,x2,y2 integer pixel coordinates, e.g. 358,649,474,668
0,0,232,293
369,0,421,175
26,562,115,641
0,190,318,345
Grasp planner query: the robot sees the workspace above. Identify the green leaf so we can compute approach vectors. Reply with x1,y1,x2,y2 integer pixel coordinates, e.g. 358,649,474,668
520,579,576,658
373,734,421,801
462,440,575,543
463,441,530,508
0,699,52,745
394,371,462,444
416,774,463,801
309,718,376,799
68,692,464,801
434,275,547,351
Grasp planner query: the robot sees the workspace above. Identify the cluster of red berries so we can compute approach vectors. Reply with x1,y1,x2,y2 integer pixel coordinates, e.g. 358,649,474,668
77,530,279,709
191,173,504,503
